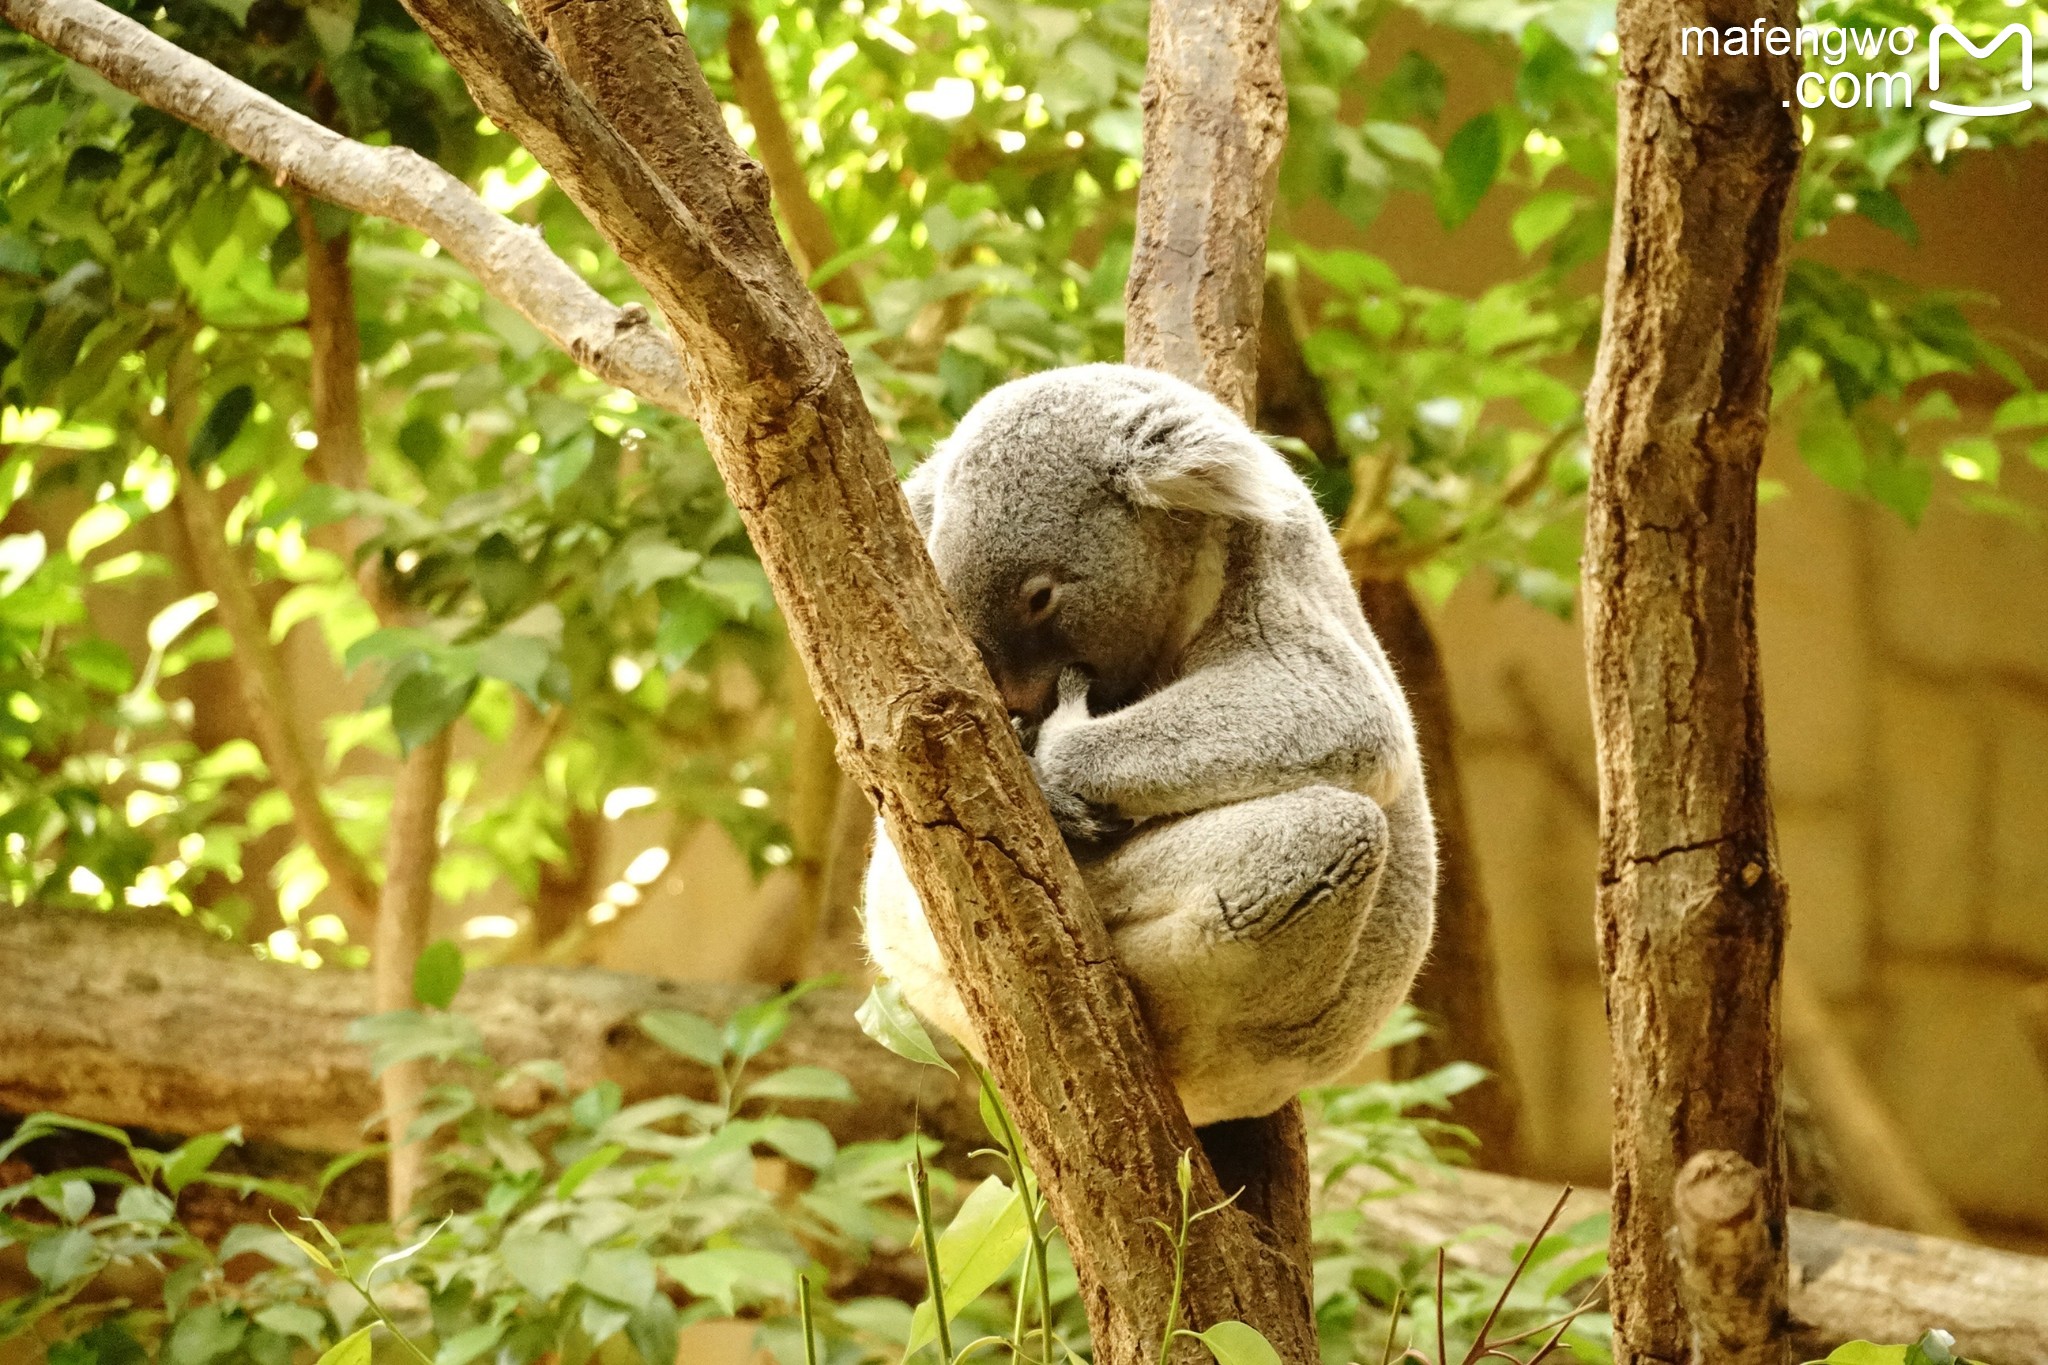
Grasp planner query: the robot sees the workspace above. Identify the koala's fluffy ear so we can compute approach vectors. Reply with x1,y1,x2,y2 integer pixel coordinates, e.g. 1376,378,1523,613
1114,395,1299,523
900,456,942,535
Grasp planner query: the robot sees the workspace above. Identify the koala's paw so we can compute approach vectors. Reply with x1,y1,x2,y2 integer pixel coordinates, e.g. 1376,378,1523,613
1036,774,1128,847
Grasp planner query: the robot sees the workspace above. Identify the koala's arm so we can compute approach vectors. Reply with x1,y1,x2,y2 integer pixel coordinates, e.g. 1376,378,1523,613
1036,631,1417,827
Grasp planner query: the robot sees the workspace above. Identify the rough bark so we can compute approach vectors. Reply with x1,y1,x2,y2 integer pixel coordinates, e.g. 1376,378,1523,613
1124,0,1285,416
371,728,452,1222
1582,0,1803,1357
1781,963,1967,1239
377,0,1318,1356
1672,1151,1779,1365
0,0,691,417
1253,281,1524,1171
723,0,864,311
1119,0,1307,1309
7,912,2045,1362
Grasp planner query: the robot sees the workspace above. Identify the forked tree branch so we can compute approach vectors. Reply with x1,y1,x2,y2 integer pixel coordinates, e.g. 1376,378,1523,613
0,0,692,416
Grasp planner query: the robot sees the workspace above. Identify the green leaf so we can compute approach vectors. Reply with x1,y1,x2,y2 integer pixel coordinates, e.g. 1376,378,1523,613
856,981,955,1074
1511,190,1581,255
639,1009,725,1067
723,996,791,1062
167,1305,246,1365
1854,188,1918,246
1819,1345,1909,1365
251,1305,326,1345
500,1229,584,1301
475,632,552,700
556,1143,625,1199
1940,437,2001,484
742,1066,855,1104
579,1247,658,1310
26,1228,99,1286
389,669,475,754
603,532,702,600
187,385,255,470
1993,391,2048,431
412,939,465,1009
312,1326,373,1365
115,1184,174,1225
163,1128,242,1194
1437,111,1502,227
903,1177,1030,1358
1188,1321,1284,1365
65,638,135,694
1906,1331,1958,1365
625,1297,679,1365
1362,121,1440,169
662,1247,798,1316
757,1116,838,1170
433,1322,505,1365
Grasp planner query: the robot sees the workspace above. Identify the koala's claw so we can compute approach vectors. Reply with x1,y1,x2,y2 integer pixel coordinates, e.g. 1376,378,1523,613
1033,766,1127,846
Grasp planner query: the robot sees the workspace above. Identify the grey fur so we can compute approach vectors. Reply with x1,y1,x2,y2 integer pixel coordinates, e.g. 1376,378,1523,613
864,363,1437,1126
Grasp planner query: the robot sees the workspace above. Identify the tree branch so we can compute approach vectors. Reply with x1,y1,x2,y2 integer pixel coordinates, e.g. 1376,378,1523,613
1672,1151,1779,1365
1120,0,1308,1332
0,0,691,417
724,0,864,311
1124,0,1285,417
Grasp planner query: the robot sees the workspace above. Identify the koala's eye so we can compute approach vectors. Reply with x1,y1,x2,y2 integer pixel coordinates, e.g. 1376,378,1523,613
1019,574,1061,626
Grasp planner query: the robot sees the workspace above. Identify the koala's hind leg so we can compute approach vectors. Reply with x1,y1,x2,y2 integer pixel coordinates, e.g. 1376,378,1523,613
1078,785,1395,1126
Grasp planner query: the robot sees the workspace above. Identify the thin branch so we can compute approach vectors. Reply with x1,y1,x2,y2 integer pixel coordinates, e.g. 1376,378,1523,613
372,725,452,1224
146,343,381,937
0,0,691,416
724,0,863,310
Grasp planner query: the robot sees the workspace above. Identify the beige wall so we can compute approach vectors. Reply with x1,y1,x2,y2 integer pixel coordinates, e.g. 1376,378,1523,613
1432,445,2048,1232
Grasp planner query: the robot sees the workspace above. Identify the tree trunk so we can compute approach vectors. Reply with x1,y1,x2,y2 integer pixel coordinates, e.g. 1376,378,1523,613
7,911,2045,1363
1120,0,1310,1317
1253,280,1524,1171
371,728,451,1222
1582,0,1802,1357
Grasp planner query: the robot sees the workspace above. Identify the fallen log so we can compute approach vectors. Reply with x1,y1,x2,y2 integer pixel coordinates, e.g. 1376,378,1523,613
0,907,981,1155
4,909,2043,1362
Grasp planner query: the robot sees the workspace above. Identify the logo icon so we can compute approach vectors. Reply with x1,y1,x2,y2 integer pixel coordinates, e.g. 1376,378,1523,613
1928,22,2035,118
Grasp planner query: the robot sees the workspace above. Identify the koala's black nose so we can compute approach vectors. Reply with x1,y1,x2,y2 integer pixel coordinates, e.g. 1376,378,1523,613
1017,574,1061,627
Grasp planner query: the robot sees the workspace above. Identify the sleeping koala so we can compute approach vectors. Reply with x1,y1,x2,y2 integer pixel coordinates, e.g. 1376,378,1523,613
862,363,1436,1127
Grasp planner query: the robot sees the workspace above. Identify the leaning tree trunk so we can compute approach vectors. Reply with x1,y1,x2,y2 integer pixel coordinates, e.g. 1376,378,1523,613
1253,282,1525,1171
1583,0,1802,1360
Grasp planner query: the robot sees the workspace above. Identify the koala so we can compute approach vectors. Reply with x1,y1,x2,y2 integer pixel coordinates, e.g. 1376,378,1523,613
861,363,1436,1127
